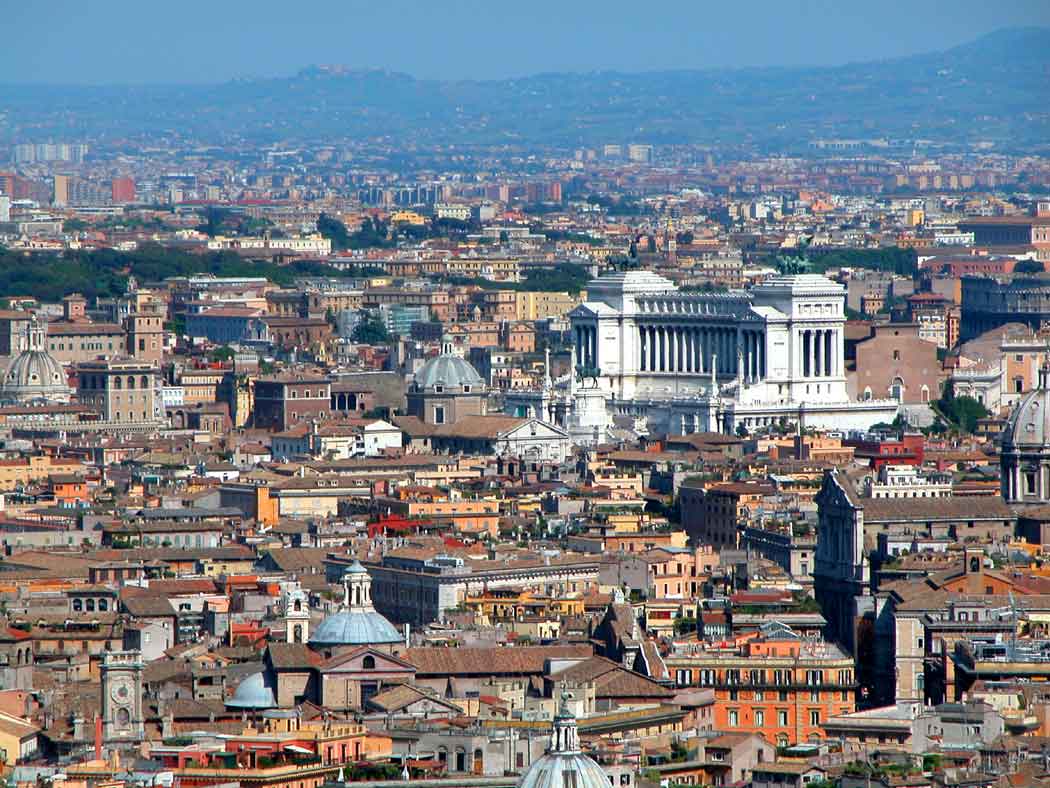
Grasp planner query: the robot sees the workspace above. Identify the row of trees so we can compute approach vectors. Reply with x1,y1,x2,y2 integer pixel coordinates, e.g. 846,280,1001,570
0,245,382,301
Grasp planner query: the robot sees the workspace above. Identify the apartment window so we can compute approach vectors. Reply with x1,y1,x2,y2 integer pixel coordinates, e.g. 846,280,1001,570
892,350,901,361
779,691,789,702
810,710,820,726
810,691,819,703
778,710,788,726
754,710,764,727
676,669,690,686
728,710,739,727
729,689,738,701
434,406,446,425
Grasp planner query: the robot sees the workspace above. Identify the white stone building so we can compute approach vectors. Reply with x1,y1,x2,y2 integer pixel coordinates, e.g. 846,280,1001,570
567,270,898,435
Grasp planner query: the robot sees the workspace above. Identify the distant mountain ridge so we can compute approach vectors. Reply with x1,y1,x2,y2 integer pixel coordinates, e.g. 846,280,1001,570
0,27,1047,152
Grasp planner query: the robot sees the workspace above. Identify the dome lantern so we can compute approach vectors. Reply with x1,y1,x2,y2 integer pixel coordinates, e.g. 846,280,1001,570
518,691,609,788
307,561,401,651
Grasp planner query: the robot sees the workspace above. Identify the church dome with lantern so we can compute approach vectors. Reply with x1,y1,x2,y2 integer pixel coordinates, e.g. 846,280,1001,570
0,316,70,405
308,561,401,651
1002,356,1050,505
518,692,609,788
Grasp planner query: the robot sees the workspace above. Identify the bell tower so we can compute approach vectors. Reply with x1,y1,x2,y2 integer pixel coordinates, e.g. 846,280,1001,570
282,582,311,644
101,650,144,742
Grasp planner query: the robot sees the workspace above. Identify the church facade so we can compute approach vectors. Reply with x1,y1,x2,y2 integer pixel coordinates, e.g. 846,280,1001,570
568,270,898,435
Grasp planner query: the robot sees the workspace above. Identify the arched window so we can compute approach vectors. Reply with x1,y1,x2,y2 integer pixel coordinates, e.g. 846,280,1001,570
890,377,905,401
362,655,375,670
98,599,109,612
293,624,303,644
127,376,136,389
85,599,95,612
72,599,83,612
141,375,149,388
114,377,122,389
921,385,930,403
293,599,302,612
863,387,872,401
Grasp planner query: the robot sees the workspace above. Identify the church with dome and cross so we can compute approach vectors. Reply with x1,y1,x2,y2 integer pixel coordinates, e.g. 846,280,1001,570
226,562,416,715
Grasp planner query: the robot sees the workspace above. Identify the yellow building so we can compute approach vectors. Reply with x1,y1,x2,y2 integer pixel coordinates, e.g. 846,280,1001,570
0,455,85,491
905,208,925,227
515,291,580,321
389,210,426,225
0,710,39,764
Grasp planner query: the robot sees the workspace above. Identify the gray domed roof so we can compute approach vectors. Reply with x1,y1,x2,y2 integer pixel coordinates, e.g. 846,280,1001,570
309,561,402,649
519,692,608,788
308,609,402,647
1,350,70,404
518,752,610,788
414,354,484,391
226,670,276,709
1003,365,1050,451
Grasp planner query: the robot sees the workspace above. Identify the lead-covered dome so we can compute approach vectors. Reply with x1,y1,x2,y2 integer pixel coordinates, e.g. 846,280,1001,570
226,670,276,709
0,317,70,404
1003,367,1050,450
519,691,608,788
1001,359,1050,505
413,354,484,391
308,561,401,649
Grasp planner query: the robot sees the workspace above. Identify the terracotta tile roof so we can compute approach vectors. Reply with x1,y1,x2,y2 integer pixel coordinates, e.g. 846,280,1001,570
401,644,592,676
550,655,672,699
863,496,1014,522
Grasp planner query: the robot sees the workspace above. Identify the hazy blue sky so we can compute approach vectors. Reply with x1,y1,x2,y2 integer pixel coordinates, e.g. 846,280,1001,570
6,0,1050,84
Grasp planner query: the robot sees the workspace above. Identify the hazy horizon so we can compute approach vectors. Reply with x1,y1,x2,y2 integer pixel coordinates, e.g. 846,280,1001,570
5,0,1050,85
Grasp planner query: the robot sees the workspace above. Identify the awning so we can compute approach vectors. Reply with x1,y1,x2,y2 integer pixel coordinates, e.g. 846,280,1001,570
283,745,313,755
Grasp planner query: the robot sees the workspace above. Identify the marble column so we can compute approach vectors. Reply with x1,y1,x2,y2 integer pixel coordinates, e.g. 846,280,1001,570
810,327,818,380
825,330,833,377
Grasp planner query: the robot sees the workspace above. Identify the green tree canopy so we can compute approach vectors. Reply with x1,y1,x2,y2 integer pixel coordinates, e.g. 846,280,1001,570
351,313,391,344
936,382,990,433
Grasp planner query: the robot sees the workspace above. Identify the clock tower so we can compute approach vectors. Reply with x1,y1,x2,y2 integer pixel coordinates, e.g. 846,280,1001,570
102,650,144,742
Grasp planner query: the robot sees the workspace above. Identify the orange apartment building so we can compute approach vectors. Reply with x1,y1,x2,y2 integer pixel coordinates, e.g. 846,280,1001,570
665,630,856,747
373,488,501,538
